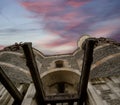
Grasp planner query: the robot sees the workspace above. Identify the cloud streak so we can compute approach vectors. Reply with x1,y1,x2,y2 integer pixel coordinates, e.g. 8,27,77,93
11,0,120,54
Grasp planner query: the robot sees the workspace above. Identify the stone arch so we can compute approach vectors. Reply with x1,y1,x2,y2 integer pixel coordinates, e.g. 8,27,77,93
41,68,80,95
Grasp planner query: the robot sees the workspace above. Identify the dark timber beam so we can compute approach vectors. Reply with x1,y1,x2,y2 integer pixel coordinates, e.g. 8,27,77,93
22,43,45,105
50,103,56,105
0,67,23,104
68,102,74,105
78,38,96,105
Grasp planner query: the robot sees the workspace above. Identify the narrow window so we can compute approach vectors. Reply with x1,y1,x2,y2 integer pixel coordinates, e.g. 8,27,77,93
57,82,65,93
55,60,64,68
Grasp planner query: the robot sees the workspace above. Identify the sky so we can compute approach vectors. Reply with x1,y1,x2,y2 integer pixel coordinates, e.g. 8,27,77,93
0,0,120,55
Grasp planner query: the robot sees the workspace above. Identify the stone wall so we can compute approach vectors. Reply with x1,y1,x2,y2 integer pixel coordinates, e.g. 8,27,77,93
89,76,120,105
90,56,120,79
40,55,80,73
0,52,28,70
0,65,31,83
93,44,120,63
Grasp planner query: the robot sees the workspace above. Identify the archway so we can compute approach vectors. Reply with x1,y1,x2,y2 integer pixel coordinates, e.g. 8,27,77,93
41,68,80,95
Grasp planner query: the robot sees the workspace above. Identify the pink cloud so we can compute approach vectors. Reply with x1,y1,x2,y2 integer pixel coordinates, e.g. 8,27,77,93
21,1,64,15
20,0,91,37
34,38,77,54
89,18,120,38
65,15,93,30
34,34,76,48
67,0,90,7
19,0,120,54
50,44,76,54
0,45,4,50
43,39,76,48
91,26,115,37
62,12,79,20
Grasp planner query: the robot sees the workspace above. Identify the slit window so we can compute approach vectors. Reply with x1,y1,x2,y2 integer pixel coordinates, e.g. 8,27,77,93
55,60,64,68
57,82,65,93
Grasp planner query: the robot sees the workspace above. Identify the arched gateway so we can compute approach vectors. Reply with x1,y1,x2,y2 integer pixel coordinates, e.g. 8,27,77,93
41,68,80,95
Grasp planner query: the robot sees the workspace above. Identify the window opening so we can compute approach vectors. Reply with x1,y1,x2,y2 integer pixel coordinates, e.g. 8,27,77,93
57,82,65,93
55,60,64,68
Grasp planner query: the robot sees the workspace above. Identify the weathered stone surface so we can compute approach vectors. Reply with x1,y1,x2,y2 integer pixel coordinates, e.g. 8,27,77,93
0,65,31,83
40,55,80,73
93,44,120,63
0,52,28,70
0,36,120,105
90,55,120,79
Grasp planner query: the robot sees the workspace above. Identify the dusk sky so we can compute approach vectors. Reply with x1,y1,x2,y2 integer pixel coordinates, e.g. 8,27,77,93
0,0,120,55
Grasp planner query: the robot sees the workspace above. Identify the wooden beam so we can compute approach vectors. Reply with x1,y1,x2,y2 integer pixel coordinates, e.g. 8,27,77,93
0,67,23,104
68,102,74,105
78,38,96,105
22,43,45,105
50,103,56,105
21,83,36,105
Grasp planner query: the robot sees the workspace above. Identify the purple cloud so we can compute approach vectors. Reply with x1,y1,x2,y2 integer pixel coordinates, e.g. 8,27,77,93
109,31,120,42
19,0,120,53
